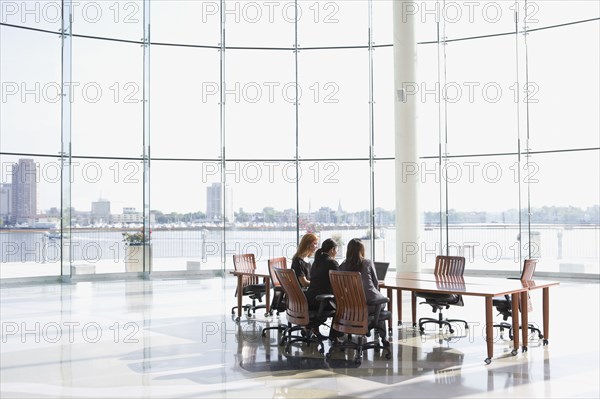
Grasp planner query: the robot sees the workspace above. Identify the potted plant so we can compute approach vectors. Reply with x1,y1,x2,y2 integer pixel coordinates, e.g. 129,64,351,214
122,231,149,245
123,230,152,272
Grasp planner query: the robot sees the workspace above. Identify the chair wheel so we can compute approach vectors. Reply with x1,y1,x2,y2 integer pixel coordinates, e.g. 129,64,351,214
484,358,492,365
449,328,454,334
522,345,528,352
538,334,544,339
264,312,269,317
543,339,548,346
419,327,424,333
511,349,518,356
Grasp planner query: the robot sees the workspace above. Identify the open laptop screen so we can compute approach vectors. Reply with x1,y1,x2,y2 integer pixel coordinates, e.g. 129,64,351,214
374,261,390,281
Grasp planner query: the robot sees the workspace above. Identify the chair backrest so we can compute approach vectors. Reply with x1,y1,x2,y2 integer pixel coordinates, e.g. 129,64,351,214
329,270,369,335
521,259,537,313
434,255,466,276
233,254,259,288
521,259,537,282
374,261,390,281
275,268,310,327
268,257,287,288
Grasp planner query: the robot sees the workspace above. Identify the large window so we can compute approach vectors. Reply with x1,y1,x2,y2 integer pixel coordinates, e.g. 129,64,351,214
1,1,598,280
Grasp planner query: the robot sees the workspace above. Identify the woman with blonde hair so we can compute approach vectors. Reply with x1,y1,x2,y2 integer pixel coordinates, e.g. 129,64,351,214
291,233,318,288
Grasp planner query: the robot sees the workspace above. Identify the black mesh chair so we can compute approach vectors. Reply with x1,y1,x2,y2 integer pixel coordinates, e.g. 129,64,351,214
417,256,469,334
493,259,543,340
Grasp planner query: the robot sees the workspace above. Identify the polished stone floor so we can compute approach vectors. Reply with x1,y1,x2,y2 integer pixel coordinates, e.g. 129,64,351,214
1,276,598,398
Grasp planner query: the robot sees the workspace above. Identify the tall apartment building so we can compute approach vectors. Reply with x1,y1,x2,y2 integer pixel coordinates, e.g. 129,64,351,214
206,183,234,222
10,159,37,226
91,198,111,223
0,183,12,223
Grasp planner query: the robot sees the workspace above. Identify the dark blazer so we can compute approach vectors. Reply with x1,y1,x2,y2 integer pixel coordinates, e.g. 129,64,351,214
290,257,311,285
340,258,387,313
304,250,339,309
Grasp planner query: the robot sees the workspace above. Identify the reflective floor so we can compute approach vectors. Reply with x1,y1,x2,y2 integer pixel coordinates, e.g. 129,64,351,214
1,276,598,398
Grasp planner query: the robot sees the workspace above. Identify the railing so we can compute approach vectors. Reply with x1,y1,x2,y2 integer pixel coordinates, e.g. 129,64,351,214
1,224,598,275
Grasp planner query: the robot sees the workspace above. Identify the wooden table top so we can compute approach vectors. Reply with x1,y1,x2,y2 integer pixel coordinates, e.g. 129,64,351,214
381,272,559,297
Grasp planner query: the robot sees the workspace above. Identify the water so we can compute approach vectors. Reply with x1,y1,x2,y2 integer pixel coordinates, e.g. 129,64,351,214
1,225,598,274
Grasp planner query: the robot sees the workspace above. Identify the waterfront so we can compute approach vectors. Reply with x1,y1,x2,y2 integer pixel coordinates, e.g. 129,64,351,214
1,225,598,278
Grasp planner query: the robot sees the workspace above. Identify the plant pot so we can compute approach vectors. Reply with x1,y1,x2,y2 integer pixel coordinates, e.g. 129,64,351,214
125,244,152,272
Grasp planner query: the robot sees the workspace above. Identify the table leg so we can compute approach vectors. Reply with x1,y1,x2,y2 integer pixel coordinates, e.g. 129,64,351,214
386,288,393,334
236,274,243,321
411,291,417,328
520,291,529,352
265,278,271,316
485,297,493,364
511,293,520,355
397,289,403,326
543,287,549,345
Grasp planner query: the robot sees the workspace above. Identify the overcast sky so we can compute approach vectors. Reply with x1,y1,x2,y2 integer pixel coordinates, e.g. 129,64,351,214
1,1,598,214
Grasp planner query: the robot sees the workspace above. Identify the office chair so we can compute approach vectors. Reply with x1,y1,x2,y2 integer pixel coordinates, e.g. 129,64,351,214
261,257,289,337
493,259,544,341
417,255,469,334
275,268,335,354
231,254,267,318
327,270,392,365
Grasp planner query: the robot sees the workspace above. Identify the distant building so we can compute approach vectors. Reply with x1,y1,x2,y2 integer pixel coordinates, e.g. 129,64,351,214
10,159,37,225
283,208,296,224
315,207,334,224
91,199,111,223
206,183,234,222
112,207,142,224
111,207,155,224
0,183,12,221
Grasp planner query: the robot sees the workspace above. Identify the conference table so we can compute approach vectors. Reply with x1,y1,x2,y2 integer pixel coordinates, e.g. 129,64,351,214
381,272,559,364
230,266,271,321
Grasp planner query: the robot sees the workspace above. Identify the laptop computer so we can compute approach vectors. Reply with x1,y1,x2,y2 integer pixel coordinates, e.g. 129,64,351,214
374,261,390,281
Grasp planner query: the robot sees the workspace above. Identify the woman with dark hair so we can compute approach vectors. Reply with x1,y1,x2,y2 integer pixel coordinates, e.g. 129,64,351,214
304,238,339,311
290,233,318,288
340,238,388,343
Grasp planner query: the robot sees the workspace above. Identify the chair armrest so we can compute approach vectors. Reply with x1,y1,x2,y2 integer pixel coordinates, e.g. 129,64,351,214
315,294,334,302
315,294,335,318
367,297,389,306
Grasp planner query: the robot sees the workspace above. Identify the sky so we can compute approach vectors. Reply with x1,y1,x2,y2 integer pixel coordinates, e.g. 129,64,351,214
0,0,599,215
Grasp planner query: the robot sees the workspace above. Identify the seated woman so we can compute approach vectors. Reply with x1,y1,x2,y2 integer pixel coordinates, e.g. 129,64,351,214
290,233,318,288
339,238,389,344
304,238,339,311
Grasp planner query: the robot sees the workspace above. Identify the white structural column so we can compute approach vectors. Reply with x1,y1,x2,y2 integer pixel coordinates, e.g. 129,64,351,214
394,2,420,272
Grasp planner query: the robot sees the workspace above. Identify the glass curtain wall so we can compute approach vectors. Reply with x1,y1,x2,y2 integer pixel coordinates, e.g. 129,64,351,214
1,1,598,279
